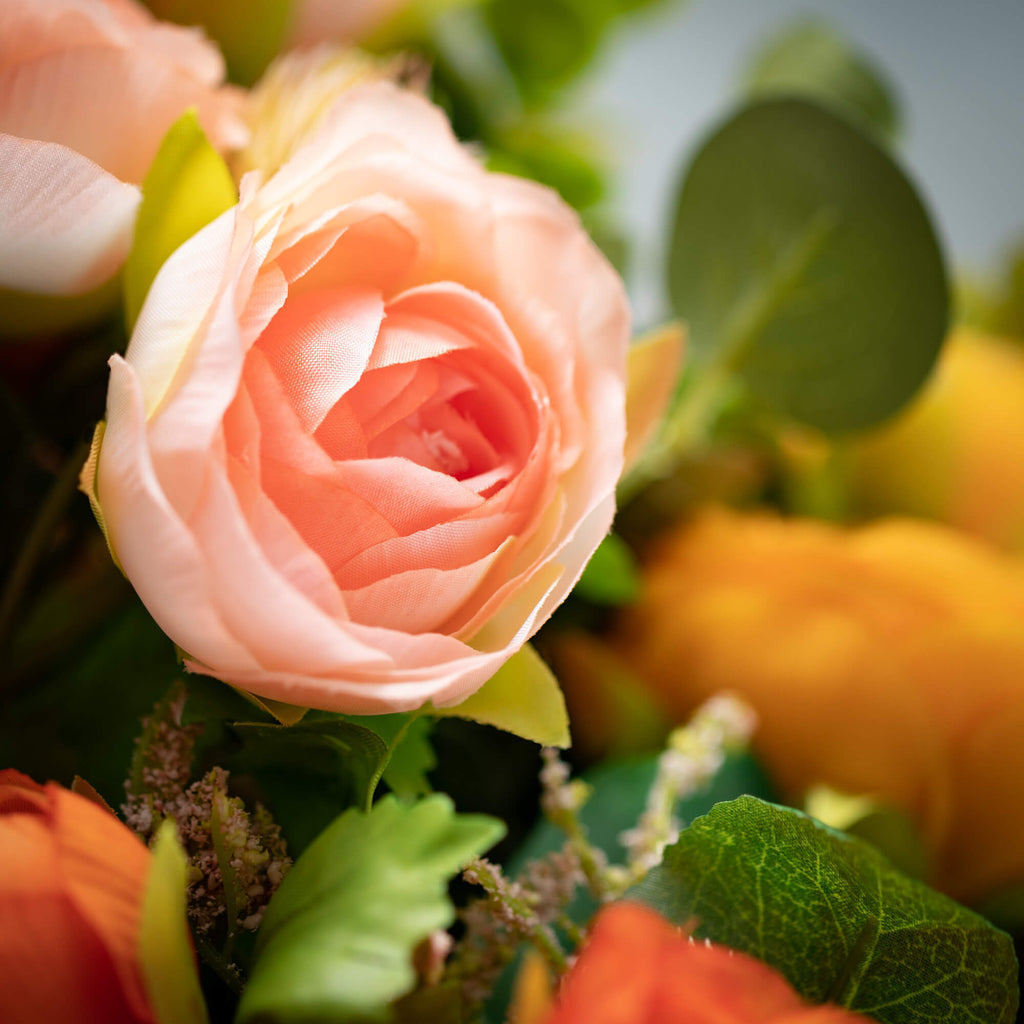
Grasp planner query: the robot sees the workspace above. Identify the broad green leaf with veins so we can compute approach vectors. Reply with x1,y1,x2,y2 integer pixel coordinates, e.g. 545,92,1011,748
237,795,504,1023
668,98,948,434
629,797,1018,1024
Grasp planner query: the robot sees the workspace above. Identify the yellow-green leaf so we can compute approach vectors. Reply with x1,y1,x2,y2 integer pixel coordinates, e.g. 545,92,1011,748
78,420,124,573
623,321,686,471
433,644,570,747
124,109,236,330
233,686,309,727
137,820,208,1024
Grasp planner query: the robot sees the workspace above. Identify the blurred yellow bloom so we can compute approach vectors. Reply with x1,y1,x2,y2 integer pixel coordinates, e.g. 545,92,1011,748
848,328,1024,550
612,507,1024,905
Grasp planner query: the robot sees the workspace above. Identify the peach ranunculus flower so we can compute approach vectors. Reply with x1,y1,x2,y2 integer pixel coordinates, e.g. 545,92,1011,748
0,769,199,1024
612,508,1024,905
86,82,629,715
516,902,868,1024
847,328,1024,551
0,0,246,309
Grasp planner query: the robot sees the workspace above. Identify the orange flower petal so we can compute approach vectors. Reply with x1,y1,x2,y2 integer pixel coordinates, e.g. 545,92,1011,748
0,772,154,1023
545,903,869,1024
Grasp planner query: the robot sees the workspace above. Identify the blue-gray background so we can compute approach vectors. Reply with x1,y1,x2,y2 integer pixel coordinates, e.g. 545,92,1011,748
577,0,1024,326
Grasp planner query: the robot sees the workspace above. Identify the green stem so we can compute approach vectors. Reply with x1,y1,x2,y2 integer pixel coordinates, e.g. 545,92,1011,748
527,923,569,975
210,792,240,962
554,812,615,903
193,932,243,996
0,438,88,653
556,913,586,949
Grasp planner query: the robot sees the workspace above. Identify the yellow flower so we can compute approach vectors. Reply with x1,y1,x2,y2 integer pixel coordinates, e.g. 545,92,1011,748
848,328,1024,550
612,508,1024,904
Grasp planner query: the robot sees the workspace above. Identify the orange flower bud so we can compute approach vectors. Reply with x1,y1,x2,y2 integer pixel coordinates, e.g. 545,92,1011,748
0,770,156,1024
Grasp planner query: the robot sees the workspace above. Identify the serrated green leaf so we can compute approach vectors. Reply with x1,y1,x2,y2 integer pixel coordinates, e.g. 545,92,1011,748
629,796,1019,1024
124,110,236,330
347,713,437,801
745,20,901,140
574,533,640,606
237,795,505,1023
668,97,948,434
226,719,388,853
433,644,569,747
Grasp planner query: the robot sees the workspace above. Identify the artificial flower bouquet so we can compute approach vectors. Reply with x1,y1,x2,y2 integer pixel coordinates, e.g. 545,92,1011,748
2,1,1023,1022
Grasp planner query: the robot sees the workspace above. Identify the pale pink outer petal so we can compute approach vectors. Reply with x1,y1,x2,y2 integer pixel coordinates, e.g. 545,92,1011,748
125,209,242,418
0,46,224,184
137,207,287,524
0,133,139,295
186,460,394,675
98,356,264,675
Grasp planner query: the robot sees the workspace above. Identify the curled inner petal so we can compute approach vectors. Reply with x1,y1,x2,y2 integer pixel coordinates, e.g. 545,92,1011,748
226,274,549,635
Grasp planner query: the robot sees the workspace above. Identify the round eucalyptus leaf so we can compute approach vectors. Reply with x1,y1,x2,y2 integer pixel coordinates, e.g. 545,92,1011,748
668,97,949,434
745,20,901,139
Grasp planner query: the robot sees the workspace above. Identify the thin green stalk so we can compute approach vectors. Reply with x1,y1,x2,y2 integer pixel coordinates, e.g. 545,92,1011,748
193,932,244,996
0,438,88,653
210,793,240,962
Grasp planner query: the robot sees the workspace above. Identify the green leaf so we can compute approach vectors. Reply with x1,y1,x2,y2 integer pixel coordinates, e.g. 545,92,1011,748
124,110,236,330
138,821,209,1024
745,20,901,140
804,785,928,881
226,719,388,853
668,97,948,434
485,0,617,100
237,795,505,1023
574,533,641,606
629,797,1019,1023
347,713,437,801
144,0,292,85
433,644,570,747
